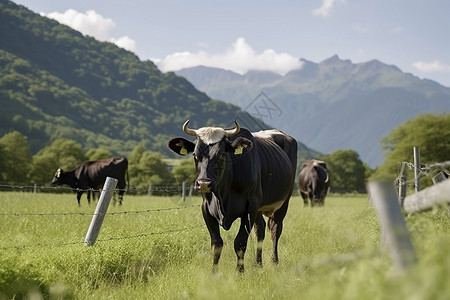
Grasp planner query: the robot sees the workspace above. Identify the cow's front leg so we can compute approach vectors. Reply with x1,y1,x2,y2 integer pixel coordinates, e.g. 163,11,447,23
253,213,266,266
201,200,223,273
300,192,309,207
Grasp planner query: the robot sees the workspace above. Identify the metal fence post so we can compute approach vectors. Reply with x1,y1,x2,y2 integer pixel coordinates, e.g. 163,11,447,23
182,181,186,202
368,181,417,271
84,177,118,246
148,184,153,196
397,162,407,206
413,147,421,192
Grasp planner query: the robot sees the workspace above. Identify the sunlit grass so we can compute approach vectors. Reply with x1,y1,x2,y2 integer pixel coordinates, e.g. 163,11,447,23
1,192,450,299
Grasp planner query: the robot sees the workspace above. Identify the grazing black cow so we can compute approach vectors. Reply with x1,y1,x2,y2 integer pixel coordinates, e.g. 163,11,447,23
299,159,330,207
51,156,128,206
168,120,297,272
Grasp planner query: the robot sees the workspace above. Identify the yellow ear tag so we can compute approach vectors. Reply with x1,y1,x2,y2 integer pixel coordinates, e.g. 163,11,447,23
180,147,188,155
234,146,243,155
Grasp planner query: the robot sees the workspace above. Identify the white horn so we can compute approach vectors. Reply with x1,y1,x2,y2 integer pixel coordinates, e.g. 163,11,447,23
225,120,240,137
182,119,197,136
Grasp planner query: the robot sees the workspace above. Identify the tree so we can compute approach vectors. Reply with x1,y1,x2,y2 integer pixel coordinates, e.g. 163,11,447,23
321,149,370,193
373,113,450,187
29,139,85,184
85,148,112,161
171,157,196,184
128,143,171,191
0,131,31,184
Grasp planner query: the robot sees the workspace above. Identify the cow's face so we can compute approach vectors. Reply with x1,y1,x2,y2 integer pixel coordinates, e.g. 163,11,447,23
168,120,251,194
51,168,76,187
51,168,65,185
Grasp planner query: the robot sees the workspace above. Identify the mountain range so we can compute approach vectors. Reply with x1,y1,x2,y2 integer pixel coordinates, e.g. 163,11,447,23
176,57,450,167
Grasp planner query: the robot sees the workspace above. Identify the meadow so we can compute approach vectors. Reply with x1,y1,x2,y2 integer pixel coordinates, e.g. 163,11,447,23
1,191,450,299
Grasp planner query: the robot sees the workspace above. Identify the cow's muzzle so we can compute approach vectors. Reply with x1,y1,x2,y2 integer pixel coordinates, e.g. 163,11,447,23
196,179,212,193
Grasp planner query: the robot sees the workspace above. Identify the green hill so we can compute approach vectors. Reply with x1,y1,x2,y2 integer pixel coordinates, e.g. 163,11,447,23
0,0,284,157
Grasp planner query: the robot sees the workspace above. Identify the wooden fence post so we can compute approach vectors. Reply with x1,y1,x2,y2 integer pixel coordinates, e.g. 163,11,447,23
84,177,118,246
368,181,417,271
403,180,450,214
413,147,421,192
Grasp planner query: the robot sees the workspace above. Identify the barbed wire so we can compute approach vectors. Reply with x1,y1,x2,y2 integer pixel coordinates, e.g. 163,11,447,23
0,204,201,217
0,184,192,194
0,224,204,250
395,160,450,190
398,160,450,173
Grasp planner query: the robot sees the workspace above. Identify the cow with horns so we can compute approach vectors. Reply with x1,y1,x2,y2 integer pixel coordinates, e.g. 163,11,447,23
298,159,330,207
51,156,128,206
168,120,297,272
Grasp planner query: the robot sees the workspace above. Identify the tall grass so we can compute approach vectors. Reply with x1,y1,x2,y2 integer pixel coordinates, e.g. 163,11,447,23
1,192,449,299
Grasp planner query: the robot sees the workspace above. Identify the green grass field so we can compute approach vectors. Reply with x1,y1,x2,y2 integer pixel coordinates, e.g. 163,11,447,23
1,192,450,299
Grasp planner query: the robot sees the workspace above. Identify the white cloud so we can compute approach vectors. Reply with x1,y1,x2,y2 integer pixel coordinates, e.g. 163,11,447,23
155,37,303,75
41,9,136,52
413,60,450,73
312,0,346,17
110,36,136,52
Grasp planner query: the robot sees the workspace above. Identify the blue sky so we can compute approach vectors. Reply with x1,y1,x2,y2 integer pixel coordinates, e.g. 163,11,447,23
12,0,450,87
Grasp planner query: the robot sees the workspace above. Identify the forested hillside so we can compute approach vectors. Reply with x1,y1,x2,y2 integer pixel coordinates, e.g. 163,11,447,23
0,0,298,157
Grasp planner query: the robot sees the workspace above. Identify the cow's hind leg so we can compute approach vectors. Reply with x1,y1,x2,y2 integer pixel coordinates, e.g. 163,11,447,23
118,181,125,205
253,213,266,266
268,199,290,264
77,191,83,206
234,212,256,272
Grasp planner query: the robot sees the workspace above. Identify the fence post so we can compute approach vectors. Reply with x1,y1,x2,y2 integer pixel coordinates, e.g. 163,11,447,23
84,177,118,246
148,184,153,196
397,162,407,206
413,146,421,192
189,184,194,197
368,181,417,271
181,181,186,202
403,180,450,214
33,183,37,194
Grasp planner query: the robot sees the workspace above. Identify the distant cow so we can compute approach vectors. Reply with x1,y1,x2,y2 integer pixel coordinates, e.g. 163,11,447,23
299,159,330,207
168,120,297,272
51,156,128,206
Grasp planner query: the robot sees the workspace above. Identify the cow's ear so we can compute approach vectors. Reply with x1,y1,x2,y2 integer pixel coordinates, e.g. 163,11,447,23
231,137,252,155
168,138,195,156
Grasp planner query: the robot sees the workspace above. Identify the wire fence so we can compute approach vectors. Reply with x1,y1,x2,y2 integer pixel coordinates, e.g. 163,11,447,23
0,225,204,250
395,159,450,191
0,204,201,217
0,183,188,194
0,183,204,249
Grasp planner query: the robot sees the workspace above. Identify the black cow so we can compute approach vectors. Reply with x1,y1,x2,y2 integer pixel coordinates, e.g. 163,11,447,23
168,120,297,272
51,156,128,206
299,159,330,207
